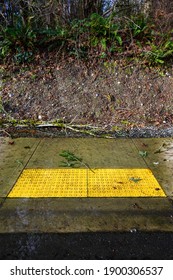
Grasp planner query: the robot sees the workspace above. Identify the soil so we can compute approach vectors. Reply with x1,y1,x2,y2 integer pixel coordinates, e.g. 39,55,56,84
1,57,173,137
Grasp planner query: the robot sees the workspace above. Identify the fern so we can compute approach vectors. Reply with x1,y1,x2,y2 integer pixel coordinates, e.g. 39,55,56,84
59,150,95,173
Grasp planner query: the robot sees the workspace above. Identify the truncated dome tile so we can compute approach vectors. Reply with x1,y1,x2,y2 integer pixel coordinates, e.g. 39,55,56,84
7,168,166,198
88,169,166,197
8,169,87,198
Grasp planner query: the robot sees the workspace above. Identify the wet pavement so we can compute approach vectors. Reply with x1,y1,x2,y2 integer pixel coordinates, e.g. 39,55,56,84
0,137,173,259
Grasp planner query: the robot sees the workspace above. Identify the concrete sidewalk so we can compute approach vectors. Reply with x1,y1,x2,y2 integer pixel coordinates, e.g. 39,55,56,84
0,137,173,233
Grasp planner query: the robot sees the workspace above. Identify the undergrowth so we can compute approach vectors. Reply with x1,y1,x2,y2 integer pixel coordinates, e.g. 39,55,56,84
0,13,173,66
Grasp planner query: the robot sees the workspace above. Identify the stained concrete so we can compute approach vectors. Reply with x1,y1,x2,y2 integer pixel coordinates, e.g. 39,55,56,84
133,138,173,197
0,138,40,197
0,198,173,233
26,138,146,168
0,137,173,233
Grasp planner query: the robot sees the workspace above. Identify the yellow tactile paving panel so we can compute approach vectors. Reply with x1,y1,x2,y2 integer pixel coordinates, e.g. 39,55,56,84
8,169,87,198
7,168,166,198
88,169,165,197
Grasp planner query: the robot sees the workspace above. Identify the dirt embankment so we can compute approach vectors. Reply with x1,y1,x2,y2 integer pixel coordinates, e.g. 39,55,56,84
1,59,173,137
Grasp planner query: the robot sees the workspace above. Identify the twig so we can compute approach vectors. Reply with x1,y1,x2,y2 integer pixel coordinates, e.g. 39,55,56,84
0,129,11,137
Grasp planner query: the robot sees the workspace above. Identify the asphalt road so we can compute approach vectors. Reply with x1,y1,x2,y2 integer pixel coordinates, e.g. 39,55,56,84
0,232,173,260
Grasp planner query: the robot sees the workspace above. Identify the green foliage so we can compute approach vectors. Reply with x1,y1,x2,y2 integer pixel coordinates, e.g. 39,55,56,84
38,25,68,47
14,49,33,64
128,15,151,39
59,150,82,168
90,13,111,37
89,13,122,51
0,15,36,61
0,11,172,66
144,39,173,65
59,150,94,172
139,150,148,158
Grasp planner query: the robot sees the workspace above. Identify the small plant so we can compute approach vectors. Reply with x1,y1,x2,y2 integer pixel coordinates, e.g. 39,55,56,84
139,150,148,158
89,13,122,55
59,150,82,167
128,15,151,39
38,25,68,49
0,15,36,61
14,48,33,64
129,177,142,183
59,150,94,173
144,40,173,65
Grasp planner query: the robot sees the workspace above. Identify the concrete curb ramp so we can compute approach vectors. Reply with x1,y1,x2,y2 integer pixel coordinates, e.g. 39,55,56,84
0,137,173,233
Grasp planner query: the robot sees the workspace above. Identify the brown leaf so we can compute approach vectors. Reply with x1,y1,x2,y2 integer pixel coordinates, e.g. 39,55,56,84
8,141,14,145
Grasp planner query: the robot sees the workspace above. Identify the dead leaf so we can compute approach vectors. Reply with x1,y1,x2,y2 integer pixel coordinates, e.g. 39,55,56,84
8,141,14,145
